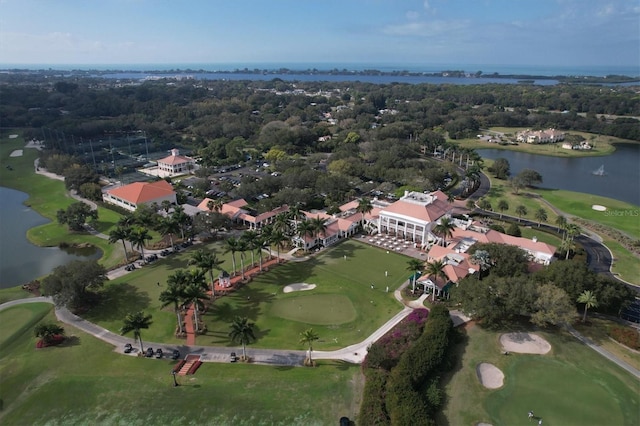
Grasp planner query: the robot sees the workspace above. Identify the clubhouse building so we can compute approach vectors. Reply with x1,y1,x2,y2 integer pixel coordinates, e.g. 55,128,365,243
207,189,556,294
103,180,177,212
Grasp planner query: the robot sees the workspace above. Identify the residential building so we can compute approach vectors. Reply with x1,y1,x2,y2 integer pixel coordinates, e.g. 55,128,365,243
103,180,176,212
516,128,565,144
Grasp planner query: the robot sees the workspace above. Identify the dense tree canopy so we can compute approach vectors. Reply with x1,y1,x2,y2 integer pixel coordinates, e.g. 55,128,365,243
41,260,107,310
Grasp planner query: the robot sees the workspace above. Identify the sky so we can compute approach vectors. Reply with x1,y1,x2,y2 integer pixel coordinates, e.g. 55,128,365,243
0,0,638,70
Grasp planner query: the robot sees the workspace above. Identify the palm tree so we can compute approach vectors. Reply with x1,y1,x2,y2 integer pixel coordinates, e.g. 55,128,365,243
183,283,209,332
555,215,568,240
237,239,248,280
260,225,274,260
465,199,476,210
188,249,223,298
296,220,315,252
228,316,256,360
433,217,455,247
287,204,305,228
564,223,582,259
356,198,373,228
128,226,151,261
224,237,241,276
497,199,509,218
120,311,153,352
242,230,260,269
470,249,491,281
534,208,548,227
270,230,288,263
273,212,292,236
515,205,528,221
160,283,186,335
577,290,599,322
108,225,131,263
34,323,65,345
446,192,455,204
255,234,267,272
156,216,180,250
171,205,191,240
310,216,328,246
299,328,319,365
424,259,447,300
407,258,424,293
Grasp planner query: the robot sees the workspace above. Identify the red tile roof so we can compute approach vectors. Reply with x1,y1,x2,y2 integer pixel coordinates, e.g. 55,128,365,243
107,180,175,204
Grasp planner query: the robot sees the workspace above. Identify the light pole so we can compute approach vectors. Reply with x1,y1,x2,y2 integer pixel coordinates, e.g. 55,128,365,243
171,370,179,387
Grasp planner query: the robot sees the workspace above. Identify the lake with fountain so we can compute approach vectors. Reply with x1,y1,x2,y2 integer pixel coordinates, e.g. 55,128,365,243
477,143,640,206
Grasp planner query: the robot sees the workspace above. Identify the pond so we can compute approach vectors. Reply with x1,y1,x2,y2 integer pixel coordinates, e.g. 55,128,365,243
0,186,101,289
477,143,640,206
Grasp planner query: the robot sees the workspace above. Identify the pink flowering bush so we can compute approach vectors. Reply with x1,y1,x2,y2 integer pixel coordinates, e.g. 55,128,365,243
363,309,428,371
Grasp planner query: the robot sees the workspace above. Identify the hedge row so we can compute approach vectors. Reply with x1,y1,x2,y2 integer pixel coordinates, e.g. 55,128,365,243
358,306,455,426
386,305,454,426
357,368,390,425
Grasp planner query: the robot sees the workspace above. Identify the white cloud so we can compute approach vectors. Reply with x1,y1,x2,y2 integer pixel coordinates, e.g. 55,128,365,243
597,3,615,17
383,19,468,38
406,10,420,20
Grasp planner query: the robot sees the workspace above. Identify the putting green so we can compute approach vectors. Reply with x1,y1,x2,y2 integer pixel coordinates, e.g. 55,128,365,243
269,294,356,325
485,357,631,425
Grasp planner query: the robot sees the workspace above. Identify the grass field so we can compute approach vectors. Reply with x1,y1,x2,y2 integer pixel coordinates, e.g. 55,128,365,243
441,323,640,426
452,127,636,158
86,239,413,350
0,303,363,425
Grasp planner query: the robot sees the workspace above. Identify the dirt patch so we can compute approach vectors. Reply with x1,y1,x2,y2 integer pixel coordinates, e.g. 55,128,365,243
476,362,504,389
283,283,317,293
500,332,551,354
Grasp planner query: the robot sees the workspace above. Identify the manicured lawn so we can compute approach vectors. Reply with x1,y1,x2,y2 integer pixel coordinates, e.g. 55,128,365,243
573,317,640,371
0,303,363,425
441,324,639,426
87,240,412,350
603,238,640,286
452,127,632,158
0,286,37,305
532,187,639,239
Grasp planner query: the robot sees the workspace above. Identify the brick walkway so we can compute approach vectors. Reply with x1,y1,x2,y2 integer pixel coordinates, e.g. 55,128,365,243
183,255,284,345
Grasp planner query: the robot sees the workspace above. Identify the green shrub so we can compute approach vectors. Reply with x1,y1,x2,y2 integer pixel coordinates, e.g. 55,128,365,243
358,369,391,425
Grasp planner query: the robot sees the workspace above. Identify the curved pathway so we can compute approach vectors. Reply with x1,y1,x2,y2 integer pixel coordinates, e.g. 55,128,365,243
3,296,636,378
0,289,418,366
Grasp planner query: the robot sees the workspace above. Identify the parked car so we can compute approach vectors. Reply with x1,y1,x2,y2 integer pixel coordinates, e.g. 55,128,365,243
155,348,163,359
230,352,238,362
145,347,154,358
123,343,133,353
171,349,180,360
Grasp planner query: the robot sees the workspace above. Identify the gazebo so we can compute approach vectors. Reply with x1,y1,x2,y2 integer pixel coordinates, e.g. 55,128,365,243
218,270,231,288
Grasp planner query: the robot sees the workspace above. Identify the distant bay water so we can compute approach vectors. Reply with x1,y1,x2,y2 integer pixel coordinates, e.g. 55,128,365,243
2,62,639,77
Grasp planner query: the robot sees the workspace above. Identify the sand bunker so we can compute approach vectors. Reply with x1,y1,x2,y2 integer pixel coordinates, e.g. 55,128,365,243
500,332,551,354
592,204,607,211
476,363,504,389
9,149,23,157
283,283,317,293
8,134,18,139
